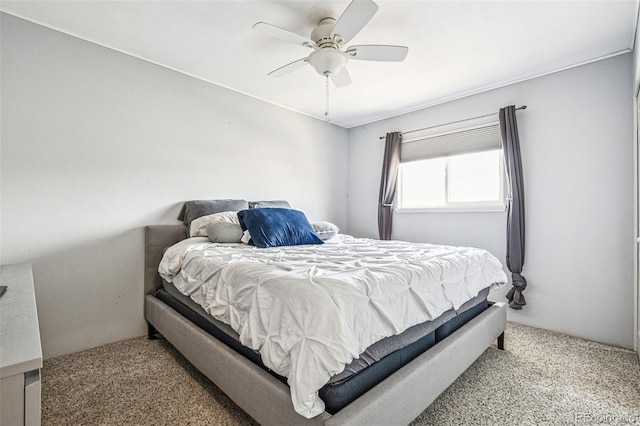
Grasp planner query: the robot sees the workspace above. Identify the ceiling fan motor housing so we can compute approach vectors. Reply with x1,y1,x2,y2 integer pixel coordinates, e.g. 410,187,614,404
311,17,339,47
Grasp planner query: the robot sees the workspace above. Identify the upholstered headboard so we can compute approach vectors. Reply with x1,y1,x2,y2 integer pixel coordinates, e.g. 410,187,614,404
144,225,186,297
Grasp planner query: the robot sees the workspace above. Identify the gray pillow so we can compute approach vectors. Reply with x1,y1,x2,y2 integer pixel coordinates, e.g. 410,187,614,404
206,222,244,243
311,221,339,241
248,200,291,209
178,199,249,229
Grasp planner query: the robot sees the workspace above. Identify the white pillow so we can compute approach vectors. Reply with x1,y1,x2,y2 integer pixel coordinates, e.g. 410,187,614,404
189,211,240,237
311,221,339,241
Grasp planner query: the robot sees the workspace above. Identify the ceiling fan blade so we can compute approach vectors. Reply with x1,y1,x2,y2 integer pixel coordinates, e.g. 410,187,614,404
267,57,309,78
253,22,316,48
331,68,351,88
347,45,408,62
331,0,379,45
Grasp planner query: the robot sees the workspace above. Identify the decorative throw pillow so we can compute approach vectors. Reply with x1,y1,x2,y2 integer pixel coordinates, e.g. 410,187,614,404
178,199,249,231
311,221,340,241
206,222,244,243
237,208,323,248
189,211,240,237
248,200,291,209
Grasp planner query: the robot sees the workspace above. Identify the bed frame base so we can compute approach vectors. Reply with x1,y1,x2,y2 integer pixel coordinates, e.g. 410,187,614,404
143,225,507,425
145,295,506,426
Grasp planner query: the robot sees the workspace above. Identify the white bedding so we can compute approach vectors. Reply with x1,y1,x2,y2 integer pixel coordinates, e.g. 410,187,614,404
159,234,507,418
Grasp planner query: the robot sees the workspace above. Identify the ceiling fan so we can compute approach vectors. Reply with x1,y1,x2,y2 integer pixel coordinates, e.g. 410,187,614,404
253,0,409,88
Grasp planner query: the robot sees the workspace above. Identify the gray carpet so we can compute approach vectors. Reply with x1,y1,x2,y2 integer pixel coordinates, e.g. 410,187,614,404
42,323,640,426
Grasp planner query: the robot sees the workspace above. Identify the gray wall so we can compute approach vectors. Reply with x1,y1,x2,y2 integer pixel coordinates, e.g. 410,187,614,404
0,14,349,358
348,54,635,349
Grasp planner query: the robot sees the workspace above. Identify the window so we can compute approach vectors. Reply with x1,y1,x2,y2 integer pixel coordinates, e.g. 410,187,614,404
397,122,505,211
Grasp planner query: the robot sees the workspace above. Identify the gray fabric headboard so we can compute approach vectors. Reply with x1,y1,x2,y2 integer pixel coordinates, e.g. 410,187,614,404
145,225,187,297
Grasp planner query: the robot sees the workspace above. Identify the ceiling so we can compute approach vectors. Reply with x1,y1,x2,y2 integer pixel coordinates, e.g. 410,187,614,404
1,1,638,128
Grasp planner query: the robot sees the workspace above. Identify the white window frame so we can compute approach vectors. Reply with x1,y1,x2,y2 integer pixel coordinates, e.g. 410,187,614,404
395,121,507,213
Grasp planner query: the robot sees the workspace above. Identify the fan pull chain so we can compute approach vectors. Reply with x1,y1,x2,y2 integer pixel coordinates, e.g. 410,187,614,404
325,75,330,119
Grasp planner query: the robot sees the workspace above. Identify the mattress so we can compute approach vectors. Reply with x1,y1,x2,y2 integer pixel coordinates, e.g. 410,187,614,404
159,234,507,417
157,279,490,414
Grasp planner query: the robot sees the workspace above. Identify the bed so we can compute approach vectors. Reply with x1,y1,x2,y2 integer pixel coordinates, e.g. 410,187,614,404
144,201,508,425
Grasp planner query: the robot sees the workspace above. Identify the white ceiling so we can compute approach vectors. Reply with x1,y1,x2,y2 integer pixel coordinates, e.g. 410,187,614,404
1,0,638,128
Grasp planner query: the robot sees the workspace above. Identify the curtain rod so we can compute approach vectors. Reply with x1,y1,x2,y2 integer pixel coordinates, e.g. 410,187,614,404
378,105,527,140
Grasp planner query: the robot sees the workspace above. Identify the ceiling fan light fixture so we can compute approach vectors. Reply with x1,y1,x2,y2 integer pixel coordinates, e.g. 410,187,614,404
308,49,348,76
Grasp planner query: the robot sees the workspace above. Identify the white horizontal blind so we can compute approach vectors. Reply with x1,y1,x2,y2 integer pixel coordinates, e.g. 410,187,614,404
400,122,501,163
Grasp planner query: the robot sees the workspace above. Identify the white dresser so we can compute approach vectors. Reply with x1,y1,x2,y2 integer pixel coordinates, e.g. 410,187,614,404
0,263,42,426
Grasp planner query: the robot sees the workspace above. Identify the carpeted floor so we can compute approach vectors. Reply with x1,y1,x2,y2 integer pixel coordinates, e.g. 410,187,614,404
42,323,640,426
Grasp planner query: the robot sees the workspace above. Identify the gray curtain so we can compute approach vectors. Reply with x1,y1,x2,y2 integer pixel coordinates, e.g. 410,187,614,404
499,106,527,310
378,132,402,240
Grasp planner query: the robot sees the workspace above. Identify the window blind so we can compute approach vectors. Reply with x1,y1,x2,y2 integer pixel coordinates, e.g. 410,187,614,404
400,122,501,163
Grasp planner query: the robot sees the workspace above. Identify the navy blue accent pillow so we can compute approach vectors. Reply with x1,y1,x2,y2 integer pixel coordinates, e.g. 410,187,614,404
237,208,324,248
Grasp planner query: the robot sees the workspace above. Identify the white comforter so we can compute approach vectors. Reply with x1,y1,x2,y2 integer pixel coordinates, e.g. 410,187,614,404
159,234,507,418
